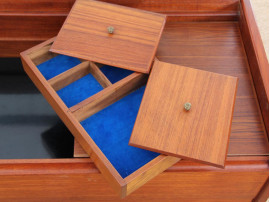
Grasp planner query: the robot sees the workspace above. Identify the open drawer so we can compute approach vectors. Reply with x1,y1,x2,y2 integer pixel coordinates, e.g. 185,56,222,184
1,0,268,201
20,38,179,197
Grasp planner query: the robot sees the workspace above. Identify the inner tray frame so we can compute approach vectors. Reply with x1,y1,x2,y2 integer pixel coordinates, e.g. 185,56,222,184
20,37,180,198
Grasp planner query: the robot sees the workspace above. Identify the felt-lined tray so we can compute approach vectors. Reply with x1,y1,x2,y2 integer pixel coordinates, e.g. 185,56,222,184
20,38,180,198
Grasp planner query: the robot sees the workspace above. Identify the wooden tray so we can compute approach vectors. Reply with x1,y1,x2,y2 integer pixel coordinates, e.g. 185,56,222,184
0,0,269,201
20,38,179,197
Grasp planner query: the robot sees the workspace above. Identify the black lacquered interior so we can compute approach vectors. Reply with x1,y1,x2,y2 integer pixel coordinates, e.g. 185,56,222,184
0,58,74,159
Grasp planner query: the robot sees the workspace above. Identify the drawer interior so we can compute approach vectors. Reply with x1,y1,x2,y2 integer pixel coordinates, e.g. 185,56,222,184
28,46,161,178
80,85,159,178
38,55,104,108
99,65,133,84
33,51,134,108
0,0,268,198
36,55,81,80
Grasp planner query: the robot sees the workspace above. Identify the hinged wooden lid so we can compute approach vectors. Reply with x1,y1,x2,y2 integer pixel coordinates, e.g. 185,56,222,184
50,0,166,73
129,60,238,168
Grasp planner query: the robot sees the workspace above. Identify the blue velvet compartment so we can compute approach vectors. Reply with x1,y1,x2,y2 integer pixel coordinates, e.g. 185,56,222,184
57,74,104,108
37,55,81,80
100,65,133,84
36,54,157,178
37,56,134,108
81,86,160,178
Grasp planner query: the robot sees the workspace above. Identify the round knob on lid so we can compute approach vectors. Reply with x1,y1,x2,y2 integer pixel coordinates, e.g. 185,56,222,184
184,102,191,111
107,26,114,34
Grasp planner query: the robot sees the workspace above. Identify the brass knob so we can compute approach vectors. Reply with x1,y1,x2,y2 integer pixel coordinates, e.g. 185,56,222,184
184,102,191,111
107,26,114,34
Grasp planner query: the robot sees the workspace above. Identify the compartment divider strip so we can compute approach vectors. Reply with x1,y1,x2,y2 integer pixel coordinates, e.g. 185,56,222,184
70,73,147,122
89,61,112,88
48,61,90,91
29,43,57,65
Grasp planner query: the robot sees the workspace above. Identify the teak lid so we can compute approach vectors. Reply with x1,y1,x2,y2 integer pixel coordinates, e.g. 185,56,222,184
129,60,238,168
50,0,166,73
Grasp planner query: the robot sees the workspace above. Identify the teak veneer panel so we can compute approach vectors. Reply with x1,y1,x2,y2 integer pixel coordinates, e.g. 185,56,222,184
0,0,239,13
239,0,269,135
50,0,166,73
0,0,239,58
130,60,238,168
157,21,269,156
0,158,268,202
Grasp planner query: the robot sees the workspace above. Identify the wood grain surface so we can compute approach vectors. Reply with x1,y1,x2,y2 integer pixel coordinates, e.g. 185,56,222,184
253,178,269,202
8,0,269,200
0,158,268,201
70,73,147,122
0,0,240,57
74,139,89,157
21,40,180,197
21,18,267,199
130,60,238,168
0,0,239,13
20,40,128,197
239,0,269,135
48,61,90,91
50,0,166,73
157,21,268,156
74,21,269,158
48,61,112,91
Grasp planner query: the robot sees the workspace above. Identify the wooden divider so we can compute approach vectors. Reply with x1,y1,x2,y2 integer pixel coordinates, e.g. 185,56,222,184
70,73,147,122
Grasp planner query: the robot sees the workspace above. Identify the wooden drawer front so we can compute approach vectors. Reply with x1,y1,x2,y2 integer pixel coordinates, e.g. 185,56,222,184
0,159,268,201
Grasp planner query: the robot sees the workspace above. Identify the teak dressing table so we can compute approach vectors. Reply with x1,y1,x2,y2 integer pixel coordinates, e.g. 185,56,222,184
0,0,268,201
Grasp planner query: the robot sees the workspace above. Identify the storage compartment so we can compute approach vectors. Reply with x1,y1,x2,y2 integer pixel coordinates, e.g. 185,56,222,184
80,85,159,178
21,38,179,197
99,65,133,84
2,0,268,201
30,44,135,109
36,55,81,80
33,49,160,178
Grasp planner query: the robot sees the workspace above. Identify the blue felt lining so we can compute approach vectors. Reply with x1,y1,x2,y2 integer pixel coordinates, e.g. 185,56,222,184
100,65,133,84
37,55,81,80
57,74,104,108
81,86,159,178
37,56,157,176
36,55,135,109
